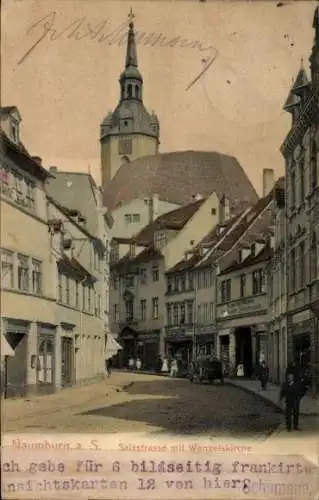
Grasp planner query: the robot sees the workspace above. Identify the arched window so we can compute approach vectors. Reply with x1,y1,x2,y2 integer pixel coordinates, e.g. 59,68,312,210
135,85,139,99
311,231,317,281
310,139,317,189
127,84,132,98
299,154,305,201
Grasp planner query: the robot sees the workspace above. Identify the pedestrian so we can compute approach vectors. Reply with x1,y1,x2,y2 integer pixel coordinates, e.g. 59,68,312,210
170,358,178,377
107,358,112,376
279,373,303,431
259,360,269,390
161,357,169,373
136,357,142,370
128,356,135,370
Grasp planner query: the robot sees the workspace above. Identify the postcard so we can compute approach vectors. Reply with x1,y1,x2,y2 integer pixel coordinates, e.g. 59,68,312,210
1,0,319,498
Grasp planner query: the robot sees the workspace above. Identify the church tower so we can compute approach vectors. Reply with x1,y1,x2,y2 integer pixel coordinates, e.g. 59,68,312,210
309,5,319,88
100,9,160,190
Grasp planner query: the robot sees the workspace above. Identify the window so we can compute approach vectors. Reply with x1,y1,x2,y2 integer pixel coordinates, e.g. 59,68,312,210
154,231,166,248
125,300,134,322
180,303,185,324
310,139,317,189
129,243,135,257
180,274,186,291
152,264,159,282
124,214,132,224
299,156,305,202
166,304,172,325
58,271,62,302
221,279,231,303
250,244,256,257
311,232,317,281
110,242,119,262
132,214,140,223
66,276,70,305
97,293,101,317
173,303,178,325
88,285,93,312
152,297,159,320
1,250,13,288
252,269,264,295
82,284,86,311
112,273,119,289
17,254,29,291
140,268,147,285
167,275,173,292
290,170,296,209
174,275,179,291
124,274,134,288
240,274,246,298
25,179,35,211
187,301,193,324
31,259,42,294
299,241,305,288
75,281,80,308
209,302,214,323
140,299,146,321
290,249,296,292
113,304,119,323
188,271,194,290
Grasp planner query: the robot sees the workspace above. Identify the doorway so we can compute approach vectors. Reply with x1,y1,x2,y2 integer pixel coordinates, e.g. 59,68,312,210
5,332,27,397
235,327,253,377
37,337,55,394
61,337,73,387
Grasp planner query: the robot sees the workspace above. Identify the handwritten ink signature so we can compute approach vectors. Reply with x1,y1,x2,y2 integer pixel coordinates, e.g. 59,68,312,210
17,12,218,91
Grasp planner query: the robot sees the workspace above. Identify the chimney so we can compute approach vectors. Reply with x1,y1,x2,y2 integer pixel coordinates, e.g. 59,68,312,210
49,166,58,173
148,194,159,222
219,195,230,224
32,156,42,166
262,168,274,197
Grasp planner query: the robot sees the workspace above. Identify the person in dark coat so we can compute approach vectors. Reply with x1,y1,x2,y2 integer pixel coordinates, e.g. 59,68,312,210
279,373,303,431
286,360,301,382
259,360,269,390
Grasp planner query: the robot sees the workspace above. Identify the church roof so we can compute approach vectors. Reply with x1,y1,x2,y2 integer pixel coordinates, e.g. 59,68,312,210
103,150,258,211
291,64,310,95
101,100,159,138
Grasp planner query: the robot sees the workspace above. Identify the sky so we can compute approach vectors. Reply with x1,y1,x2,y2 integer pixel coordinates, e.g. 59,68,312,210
2,0,317,195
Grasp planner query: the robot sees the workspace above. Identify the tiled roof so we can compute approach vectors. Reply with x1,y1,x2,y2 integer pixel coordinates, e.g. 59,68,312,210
219,245,273,275
167,214,242,273
133,198,205,245
0,106,17,117
111,245,162,272
0,131,50,181
103,150,258,210
112,237,132,244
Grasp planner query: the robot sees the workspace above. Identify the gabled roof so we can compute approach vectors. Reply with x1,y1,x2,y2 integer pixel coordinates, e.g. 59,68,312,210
111,245,162,271
0,106,21,121
133,198,205,246
283,90,300,111
166,214,242,273
219,245,273,275
0,130,50,181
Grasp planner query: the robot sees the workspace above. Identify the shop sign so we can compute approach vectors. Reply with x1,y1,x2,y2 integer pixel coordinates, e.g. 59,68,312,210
218,295,266,318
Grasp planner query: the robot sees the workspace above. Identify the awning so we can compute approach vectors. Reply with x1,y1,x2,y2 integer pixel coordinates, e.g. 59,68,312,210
1,334,15,356
105,334,122,360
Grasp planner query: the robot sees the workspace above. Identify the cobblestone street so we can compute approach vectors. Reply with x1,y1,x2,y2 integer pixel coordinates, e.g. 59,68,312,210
3,372,282,439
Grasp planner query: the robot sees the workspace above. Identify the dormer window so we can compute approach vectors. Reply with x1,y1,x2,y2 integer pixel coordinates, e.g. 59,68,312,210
251,244,256,257
237,250,242,263
129,243,136,257
154,230,166,249
11,122,18,144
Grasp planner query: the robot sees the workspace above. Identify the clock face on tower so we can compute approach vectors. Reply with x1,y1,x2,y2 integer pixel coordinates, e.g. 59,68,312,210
119,138,132,155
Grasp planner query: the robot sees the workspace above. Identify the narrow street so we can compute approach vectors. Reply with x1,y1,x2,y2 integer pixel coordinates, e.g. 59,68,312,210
3,372,282,439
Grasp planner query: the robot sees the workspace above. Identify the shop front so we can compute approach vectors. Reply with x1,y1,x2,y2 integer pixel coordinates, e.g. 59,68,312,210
136,330,161,370
165,328,193,375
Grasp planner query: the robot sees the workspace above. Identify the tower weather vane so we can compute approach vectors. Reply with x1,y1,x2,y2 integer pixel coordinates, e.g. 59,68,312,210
128,8,135,23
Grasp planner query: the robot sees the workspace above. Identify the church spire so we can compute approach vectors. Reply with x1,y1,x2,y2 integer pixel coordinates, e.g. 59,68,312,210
126,8,138,68
119,9,143,101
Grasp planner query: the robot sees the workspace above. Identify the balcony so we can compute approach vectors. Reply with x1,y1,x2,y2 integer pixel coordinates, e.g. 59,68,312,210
217,294,267,320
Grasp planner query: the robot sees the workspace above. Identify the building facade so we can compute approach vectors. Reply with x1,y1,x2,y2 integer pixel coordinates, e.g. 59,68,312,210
1,107,112,397
281,7,319,395
0,108,57,397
